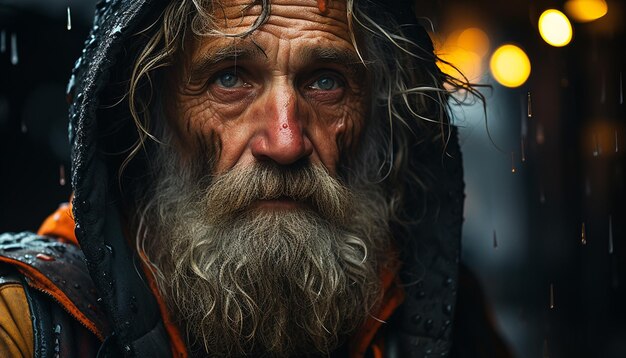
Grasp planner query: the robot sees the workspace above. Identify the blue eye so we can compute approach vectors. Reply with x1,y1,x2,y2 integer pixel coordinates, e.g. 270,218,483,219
310,76,340,91
215,72,242,88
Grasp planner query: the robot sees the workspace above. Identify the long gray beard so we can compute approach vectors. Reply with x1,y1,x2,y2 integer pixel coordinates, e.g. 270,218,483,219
137,145,391,357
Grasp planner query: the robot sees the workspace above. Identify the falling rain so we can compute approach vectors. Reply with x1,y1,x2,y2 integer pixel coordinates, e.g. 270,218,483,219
10,32,18,65
67,6,72,31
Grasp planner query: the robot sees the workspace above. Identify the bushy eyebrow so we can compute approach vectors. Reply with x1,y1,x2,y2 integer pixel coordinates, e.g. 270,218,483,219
189,42,366,79
189,44,261,79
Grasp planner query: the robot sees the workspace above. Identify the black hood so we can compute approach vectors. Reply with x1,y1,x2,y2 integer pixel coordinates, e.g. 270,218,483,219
67,0,464,356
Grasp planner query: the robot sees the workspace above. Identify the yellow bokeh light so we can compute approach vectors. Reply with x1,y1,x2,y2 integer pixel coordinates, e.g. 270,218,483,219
538,9,573,47
435,28,489,84
564,0,608,23
438,49,483,82
457,27,491,57
489,44,531,88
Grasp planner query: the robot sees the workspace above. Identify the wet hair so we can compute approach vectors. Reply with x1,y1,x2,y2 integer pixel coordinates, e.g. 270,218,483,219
124,0,479,227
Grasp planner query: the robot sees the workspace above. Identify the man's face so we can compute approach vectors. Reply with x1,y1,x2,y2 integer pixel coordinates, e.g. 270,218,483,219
143,1,388,355
172,0,368,180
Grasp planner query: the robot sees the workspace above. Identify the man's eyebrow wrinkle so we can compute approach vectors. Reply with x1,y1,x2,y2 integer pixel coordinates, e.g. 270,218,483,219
298,47,365,75
190,44,265,78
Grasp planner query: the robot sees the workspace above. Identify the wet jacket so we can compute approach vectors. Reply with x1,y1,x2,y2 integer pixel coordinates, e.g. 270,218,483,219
0,0,511,357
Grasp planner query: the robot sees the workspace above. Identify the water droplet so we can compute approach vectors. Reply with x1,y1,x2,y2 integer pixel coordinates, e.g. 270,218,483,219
493,229,498,249
443,304,452,315
124,345,132,353
527,91,532,118
66,6,72,31
54,324,61,334
73,283,80,289
593,133,601,157
53,213,61,221
609,215,614,255
110,25,123,36
511,152,517,173
59,165,66,186
549,283,555,309
521,136,526,162
20,121,27,133
0,30,5,53
36,253,55,261
105,244,114,256
581,222,587,245
281,123,288,129
10,33,18,65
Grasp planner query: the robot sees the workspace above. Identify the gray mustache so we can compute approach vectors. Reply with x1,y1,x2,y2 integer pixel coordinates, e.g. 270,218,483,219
203,162,352,221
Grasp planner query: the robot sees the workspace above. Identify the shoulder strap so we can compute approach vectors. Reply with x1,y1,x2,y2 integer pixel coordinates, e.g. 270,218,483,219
0,232,111,344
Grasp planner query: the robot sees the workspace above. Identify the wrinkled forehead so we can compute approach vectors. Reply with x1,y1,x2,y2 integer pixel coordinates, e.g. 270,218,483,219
204,0,350,37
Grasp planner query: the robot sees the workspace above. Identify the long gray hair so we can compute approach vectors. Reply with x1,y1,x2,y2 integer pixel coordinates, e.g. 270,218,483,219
121,0,477,227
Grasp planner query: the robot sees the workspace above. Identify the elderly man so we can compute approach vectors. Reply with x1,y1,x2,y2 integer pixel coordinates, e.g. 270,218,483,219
0,0,511,356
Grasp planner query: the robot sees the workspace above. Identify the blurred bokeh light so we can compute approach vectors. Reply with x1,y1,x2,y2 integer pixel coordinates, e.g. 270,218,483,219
538,9,573,47
564,0,608,23
489,44,531,88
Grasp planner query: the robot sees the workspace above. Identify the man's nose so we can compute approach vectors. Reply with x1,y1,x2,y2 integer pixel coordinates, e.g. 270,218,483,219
251,86,313,165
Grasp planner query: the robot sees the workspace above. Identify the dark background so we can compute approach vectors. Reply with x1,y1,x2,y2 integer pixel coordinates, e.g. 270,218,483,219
0,0,624,357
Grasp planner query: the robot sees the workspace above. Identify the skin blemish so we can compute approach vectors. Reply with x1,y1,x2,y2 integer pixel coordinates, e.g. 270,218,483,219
317,0,328,14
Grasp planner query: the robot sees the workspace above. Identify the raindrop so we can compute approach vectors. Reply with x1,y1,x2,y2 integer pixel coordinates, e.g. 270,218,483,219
581,222,587,245
609,215,614,255
73,283,80,289
511,152,517,173
527,91,532,118
600,70,606,104
521,136,527,162
59,165,66,186
549,283,555,309
20,121,27,133
493,229,498,249
10,32,18,65
54,324,61,334
615,130,619,153
66,6,72,31
0,30,5,53
593,133,600,157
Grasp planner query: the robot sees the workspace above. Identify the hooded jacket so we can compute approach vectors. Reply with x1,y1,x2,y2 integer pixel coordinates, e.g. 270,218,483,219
0,0,511,357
